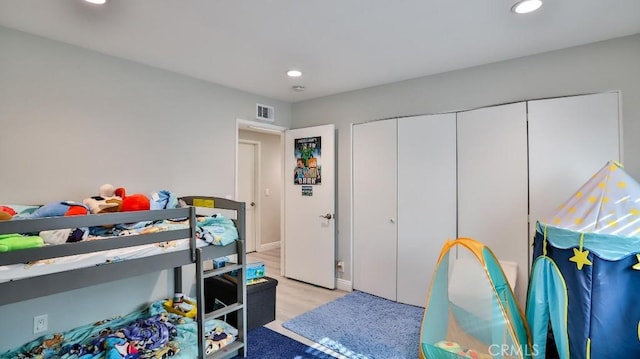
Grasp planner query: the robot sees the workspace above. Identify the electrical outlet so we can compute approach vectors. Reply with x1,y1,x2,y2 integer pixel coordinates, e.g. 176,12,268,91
336,260,344,273
34,314,48,334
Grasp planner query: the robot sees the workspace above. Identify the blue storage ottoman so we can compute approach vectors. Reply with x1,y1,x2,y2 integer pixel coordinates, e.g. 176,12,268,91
204,275,278,331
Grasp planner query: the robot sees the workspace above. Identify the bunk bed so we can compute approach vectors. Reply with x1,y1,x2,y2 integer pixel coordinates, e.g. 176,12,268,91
0,196,247,359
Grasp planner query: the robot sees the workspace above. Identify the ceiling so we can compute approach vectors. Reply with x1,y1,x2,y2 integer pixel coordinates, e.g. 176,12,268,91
1,1,639,103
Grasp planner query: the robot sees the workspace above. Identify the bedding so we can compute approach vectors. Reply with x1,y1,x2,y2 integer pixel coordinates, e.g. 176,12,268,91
0,300,237,358
0,214,238,284
0,195,247,358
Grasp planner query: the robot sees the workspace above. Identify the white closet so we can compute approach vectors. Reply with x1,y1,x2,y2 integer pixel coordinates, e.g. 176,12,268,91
353,119,398,301
528,92,621,235
457,102,529,303
353,114,457,306
352,92,621,307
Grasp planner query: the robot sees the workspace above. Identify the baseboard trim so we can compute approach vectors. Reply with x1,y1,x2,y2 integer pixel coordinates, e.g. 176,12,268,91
259,241,280,252
336,278,352,292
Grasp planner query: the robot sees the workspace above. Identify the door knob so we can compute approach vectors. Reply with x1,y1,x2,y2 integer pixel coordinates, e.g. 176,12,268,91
319,213,333,220
250,202,256,207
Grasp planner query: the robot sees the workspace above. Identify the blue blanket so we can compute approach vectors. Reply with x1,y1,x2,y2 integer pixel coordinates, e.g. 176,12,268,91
1,300,237,359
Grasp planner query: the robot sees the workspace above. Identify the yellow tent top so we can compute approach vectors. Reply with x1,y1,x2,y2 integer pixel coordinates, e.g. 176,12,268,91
541,160,640,237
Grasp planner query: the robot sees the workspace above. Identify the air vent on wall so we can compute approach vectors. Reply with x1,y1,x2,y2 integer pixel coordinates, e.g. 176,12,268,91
256,104,275,122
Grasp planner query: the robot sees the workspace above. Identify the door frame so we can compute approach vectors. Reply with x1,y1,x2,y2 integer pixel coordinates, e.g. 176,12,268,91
238,139,260,252
236,119,287,270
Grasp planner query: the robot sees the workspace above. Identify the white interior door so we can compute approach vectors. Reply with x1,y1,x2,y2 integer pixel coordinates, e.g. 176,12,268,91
528,92,621,232
284,124,336,289
353,119,398,300
397,114,457,307
238,141,258,253
457,102,529,304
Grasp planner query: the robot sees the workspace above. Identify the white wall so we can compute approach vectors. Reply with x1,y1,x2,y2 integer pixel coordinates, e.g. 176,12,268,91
291,33,640,283
0,26,291,349
238,130,282,247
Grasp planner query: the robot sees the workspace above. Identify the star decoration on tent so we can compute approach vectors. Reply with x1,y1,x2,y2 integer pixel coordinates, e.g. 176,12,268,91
569,248,592,270
632,254,640,270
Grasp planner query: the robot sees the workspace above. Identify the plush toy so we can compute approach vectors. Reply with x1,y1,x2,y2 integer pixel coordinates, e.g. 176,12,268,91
83,184,123,214
0,206,17,220
115,188,150,212
0,234,44,252
30,201,89,218
65,205,89,216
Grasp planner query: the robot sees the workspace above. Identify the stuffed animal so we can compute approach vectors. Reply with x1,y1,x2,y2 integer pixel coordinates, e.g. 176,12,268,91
0,234,44,252
83,184,123,214
29,201,90,218
115,188,150,212
0,206,17,220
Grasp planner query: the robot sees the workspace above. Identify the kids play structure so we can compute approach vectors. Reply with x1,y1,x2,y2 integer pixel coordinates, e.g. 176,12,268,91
420,238,532,359
527,161,640,359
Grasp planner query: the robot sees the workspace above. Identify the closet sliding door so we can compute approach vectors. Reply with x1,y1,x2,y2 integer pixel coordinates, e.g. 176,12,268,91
397,114,457,307
457,102,529,303
528,92,621,233
353,119,398,301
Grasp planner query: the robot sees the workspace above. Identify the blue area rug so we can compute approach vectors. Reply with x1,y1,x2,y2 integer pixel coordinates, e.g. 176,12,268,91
283,291,424,359
234,326,336,359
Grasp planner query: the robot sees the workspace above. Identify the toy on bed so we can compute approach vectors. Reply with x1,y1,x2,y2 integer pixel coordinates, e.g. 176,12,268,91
83,184,123,214
11,201,91,245
115,187,150,212
0,233,44,252
29,201,90,218
0,188,173,248
0,206,17,221
83,184,151,215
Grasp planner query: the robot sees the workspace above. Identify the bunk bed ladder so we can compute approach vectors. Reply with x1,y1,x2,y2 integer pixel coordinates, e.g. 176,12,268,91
196,240,247,358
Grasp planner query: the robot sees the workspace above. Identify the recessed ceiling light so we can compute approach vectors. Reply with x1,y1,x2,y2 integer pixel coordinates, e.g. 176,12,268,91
84,0,107,4
511,0,542,14
286,70,302,78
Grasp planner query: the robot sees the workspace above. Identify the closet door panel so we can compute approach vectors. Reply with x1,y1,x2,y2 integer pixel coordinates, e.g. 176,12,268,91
457,102,529,303
397,113,457,307
352,119,398,301
528,92,621,231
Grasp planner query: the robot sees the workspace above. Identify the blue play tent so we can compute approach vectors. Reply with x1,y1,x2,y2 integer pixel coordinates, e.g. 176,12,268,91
420,238,532,359
527,161,640,359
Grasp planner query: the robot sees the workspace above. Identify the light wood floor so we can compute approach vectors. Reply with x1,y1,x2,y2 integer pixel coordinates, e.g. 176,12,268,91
247,248,349,357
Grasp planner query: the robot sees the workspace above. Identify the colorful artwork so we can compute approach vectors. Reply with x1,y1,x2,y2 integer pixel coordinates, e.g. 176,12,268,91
293,136,321,185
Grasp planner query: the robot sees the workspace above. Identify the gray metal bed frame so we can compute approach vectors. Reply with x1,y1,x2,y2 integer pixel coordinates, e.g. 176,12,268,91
0,196,247,359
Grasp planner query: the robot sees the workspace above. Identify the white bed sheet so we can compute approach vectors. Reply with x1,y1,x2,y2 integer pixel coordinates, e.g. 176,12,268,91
0,236,209,284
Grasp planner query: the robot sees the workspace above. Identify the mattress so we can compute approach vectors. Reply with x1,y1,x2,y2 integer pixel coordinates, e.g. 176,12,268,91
0,236,208,284
0,213,239,284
